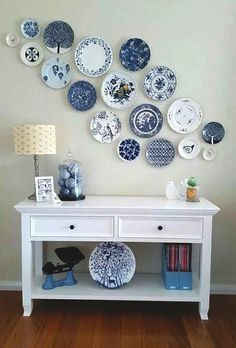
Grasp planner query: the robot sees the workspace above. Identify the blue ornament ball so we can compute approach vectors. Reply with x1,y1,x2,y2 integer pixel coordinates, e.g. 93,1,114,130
58,178,65,187
59,187,70,196
65,177,75,189
68,162,80,175
60,168,70,180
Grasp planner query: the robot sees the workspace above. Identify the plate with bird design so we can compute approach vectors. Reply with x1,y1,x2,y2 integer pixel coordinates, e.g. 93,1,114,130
178,137,201,159
90,111,121,143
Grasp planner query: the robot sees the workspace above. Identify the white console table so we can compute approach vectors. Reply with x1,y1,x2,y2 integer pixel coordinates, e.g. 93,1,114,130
15,196,219,319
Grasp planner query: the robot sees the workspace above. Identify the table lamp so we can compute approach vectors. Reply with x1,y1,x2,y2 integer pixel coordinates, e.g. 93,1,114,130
14,124,56,200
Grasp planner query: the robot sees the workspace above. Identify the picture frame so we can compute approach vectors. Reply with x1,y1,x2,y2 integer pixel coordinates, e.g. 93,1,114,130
35,176,54,203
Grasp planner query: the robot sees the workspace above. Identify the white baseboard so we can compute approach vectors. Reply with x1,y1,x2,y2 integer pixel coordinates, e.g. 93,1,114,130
0,280,236,294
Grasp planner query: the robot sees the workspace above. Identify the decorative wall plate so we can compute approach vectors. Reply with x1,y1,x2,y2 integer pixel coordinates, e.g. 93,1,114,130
202,148,217,161
145,138,175,167
6,33,20,47
20,42,43,66
117,138,140,161
119,38,151,71
167,98,203,134
89,242,136,289
90,111,121,143
129,104,163,138
178,137,201,159
202,122,225,144
43,21,74,54
143,66,177,101
68,81,97,111
41,57,72,89
75,37,113,77
101,71,137,109
21,19,40,39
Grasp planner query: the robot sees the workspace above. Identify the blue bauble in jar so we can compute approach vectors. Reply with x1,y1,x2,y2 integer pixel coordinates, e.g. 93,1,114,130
58,149,85,201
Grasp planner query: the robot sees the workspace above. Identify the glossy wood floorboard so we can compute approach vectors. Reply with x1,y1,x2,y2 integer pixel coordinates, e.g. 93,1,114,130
0,292,235,348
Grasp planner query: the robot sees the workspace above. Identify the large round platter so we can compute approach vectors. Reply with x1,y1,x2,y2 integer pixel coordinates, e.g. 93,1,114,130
117,138,140,161
43,21,74,54
20,42,43,67
143,66,177,101
75,37,113,77
68,81,97,111
129,104,163,138
119,38,151,71
6,32,20,47
146,138,175,167
41,57,72,89
202,122,225,144
89,242,136,289
21,19,40,39
178,137,201,159
101,71,137,110
90,111,121,143
167,98,203,134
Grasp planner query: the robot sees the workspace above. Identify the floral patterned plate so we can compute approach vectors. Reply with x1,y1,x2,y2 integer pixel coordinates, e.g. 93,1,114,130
75,37,113,77
21,19,40,39
119,38,151,71
129,104,163,138
143,66,177,101
117,138,141,161
68,81,97,111
101,71,137,109
41,57,72,89
167,98,203,134
90,111,121,143
89,242,136,289
20,42,43,67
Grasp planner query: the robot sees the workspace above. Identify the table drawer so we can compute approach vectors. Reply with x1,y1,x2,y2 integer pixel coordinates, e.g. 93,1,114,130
118,216,203,240
31,216,114,238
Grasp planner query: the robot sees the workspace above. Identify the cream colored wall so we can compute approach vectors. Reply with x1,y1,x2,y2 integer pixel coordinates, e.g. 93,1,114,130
0,0,235,284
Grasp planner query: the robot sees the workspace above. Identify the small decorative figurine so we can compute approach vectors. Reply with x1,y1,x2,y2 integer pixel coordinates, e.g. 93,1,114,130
165,180,187,200
42,246,85,290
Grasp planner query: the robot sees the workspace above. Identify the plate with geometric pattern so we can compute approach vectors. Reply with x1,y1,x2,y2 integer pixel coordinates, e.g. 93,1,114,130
145,138,175,167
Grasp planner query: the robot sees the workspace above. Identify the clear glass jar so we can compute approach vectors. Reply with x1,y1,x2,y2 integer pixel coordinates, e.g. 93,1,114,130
58,149,85,201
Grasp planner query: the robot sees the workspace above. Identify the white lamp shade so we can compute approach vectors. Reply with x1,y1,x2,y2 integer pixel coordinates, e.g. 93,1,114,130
14,124,56,155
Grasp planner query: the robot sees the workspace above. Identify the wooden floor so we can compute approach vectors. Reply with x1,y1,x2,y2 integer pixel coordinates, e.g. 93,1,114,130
0,292,235,348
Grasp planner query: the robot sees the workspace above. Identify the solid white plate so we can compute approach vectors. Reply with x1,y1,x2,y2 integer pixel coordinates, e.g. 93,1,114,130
167,98,203,133
178,137,201,159
6,33,20,47
202,148,217,161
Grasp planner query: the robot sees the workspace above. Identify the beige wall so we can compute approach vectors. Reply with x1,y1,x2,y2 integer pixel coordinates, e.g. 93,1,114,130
0,0,235,284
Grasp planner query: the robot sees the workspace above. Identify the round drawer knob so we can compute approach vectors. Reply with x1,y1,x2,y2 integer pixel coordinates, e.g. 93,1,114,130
69,224,75,230
158,225,163,231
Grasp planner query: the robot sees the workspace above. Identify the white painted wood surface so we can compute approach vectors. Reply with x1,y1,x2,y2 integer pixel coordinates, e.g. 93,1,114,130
15,196,219,319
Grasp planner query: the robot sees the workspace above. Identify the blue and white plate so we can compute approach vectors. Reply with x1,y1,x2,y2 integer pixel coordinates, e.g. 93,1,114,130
21,19,40,39
202,122,225,144
146,138,175,167
43,21,74,54
41,57,72,89
129,104,163,138
75,37,113,77
143,66,177,101
68,81,97,111
20,42,43,67
89,242,136,289
101,71,137,110
178,137,201,159
167,98,203,134
117,138,140,161
90,111,121,143
119,38,151,71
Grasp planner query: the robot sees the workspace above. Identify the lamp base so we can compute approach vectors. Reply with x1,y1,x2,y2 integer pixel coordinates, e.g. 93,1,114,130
28,192,36,200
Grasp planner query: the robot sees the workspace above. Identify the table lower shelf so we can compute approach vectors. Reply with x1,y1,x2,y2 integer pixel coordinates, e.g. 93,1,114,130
32,273,200,302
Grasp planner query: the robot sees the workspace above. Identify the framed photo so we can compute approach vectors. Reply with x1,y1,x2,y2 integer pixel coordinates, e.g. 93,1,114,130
35,176,54,202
